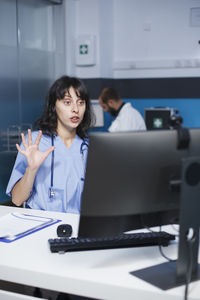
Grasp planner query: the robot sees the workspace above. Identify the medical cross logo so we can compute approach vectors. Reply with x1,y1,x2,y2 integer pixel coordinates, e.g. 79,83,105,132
153,118,163,128
79,44,88,55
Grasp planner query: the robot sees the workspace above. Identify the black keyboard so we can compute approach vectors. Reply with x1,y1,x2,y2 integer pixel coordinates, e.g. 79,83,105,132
48,231,175,253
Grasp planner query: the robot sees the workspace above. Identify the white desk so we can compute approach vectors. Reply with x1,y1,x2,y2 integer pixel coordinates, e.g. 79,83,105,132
0,205,199,300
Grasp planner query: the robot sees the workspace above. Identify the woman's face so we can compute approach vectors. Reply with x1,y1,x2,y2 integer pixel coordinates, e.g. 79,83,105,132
55,86,86,133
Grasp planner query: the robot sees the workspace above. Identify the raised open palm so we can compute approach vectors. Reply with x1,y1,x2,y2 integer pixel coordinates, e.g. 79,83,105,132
16,129,54,171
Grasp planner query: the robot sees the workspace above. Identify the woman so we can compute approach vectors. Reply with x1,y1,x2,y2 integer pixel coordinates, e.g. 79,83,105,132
6,75,94,213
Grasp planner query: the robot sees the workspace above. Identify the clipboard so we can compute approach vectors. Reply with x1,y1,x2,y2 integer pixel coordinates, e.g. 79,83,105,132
0,212,61,243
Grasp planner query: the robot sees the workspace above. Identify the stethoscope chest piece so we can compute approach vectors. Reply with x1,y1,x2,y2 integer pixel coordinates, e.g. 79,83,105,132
49,187,55,198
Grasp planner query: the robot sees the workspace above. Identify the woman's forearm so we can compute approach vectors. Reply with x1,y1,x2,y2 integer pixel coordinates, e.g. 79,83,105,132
11,167,38,206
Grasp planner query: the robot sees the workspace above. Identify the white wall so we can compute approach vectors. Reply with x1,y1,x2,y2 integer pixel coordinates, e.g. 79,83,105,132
65,0,200,78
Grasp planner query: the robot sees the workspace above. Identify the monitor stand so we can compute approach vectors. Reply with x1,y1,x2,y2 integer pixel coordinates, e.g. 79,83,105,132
131,156,200,290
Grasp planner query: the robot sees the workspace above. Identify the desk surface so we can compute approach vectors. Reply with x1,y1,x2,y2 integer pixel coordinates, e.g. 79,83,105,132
0,205,199,300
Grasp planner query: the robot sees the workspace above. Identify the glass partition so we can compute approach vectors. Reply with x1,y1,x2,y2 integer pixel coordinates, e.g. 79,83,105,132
0,0,65,203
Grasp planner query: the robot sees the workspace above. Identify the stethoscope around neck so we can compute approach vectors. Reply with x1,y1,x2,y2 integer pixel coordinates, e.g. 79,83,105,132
48,136,89,199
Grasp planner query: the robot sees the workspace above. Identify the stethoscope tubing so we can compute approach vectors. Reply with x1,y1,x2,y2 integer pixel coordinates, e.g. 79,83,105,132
50,136,54,191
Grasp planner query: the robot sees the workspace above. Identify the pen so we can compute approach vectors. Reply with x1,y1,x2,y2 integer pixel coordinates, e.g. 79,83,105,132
0,234,16,240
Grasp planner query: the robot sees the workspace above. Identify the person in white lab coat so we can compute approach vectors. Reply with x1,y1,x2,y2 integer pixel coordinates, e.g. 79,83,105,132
98,87,146,132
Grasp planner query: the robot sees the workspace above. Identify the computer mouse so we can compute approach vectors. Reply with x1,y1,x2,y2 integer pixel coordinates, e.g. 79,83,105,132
57,224,72,238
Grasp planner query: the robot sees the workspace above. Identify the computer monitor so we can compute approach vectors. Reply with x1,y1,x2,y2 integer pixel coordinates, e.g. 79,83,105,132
79,129,200,289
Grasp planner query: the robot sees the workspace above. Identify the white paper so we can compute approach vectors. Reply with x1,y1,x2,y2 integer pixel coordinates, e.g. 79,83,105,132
91,100,104,127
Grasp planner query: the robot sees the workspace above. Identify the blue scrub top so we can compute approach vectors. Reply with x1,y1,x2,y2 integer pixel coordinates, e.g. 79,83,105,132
6,131,88,213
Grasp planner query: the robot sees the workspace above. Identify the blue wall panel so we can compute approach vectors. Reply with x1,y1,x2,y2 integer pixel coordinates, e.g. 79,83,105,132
90,98,200,133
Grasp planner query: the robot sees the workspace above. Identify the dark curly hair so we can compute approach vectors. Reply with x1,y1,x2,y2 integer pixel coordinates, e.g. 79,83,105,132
34,75,95,139
99,87,120,104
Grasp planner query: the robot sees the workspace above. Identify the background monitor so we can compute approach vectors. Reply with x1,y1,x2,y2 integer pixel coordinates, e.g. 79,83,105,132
144,107,182,130
78,129,200,289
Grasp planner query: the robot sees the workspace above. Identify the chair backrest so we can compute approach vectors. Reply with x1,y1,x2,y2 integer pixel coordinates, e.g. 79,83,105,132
0,151,16,204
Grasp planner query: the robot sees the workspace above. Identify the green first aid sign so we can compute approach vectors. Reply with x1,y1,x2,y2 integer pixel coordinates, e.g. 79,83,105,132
153,118,163,128
79,44,88,55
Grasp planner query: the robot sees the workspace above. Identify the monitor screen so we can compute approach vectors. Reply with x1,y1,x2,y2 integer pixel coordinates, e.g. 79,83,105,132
145,108,172,130
78,128,200,289
79,129,200,238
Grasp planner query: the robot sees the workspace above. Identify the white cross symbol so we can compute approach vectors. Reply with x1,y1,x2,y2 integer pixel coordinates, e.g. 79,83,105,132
154,118,162,128
80,45,88,54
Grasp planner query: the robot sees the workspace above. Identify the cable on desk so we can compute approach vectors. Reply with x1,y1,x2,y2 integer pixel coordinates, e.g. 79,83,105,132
141,214,195,299
140,215,177,262
141,215,180,237
171,223,180,234
158,245,176,262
